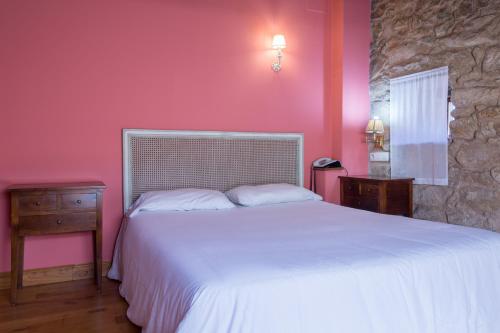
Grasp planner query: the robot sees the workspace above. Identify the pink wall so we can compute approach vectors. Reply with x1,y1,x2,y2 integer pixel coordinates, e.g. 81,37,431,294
316,0,371,202
341,0,371,174
0,0,370,272
330,0,371,174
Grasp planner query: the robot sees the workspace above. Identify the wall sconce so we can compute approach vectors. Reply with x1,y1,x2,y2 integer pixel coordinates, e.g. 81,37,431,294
365,116,385,149
271,34,286,72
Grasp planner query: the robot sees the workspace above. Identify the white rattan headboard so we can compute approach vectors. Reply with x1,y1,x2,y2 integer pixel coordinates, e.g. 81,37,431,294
123,129,304,211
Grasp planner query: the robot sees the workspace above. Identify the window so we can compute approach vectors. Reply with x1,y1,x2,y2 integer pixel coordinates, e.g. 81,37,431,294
390,67,449,186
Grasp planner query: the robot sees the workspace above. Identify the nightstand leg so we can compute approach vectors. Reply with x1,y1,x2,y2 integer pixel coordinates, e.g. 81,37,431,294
10,231,19,305
93,230,102,290
17,237,24,288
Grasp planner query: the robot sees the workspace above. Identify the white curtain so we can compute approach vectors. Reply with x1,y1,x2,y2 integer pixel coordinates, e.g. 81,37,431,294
390,67,449,185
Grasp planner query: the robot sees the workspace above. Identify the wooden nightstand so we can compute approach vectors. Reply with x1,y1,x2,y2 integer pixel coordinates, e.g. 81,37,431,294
7,182,106,304
339,176,414,217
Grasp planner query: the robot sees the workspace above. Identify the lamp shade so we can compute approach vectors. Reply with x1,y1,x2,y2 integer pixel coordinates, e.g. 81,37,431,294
272,34,287,49
365,117,384,134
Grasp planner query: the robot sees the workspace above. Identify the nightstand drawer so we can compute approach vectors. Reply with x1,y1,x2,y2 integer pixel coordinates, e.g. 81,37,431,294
343,195,379,212
360,183,379,197
18,194,56,212
339,176,414,217
61,193,97,210
341,195,360,209
342,180,359,196
19,212,97,235
359,196,379,211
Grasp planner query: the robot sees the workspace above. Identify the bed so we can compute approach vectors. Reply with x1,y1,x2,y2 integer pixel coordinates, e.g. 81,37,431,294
109,129,500,333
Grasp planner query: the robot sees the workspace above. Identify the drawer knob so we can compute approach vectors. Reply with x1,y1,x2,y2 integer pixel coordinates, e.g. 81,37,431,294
76,199,82,205
56,219,63,225
35,201,41,206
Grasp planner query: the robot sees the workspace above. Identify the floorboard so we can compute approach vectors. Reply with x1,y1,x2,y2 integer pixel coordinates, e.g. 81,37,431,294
0,279,140,333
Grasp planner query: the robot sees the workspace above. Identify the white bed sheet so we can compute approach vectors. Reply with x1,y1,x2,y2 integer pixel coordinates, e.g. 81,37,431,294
109,201,500,333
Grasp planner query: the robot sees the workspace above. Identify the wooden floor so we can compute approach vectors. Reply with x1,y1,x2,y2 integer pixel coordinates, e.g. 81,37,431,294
0,279,140,332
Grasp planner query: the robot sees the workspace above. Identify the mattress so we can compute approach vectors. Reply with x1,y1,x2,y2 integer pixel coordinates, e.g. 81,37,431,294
108,201,500,333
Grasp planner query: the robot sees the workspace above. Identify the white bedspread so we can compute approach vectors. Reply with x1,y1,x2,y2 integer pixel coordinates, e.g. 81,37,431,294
108,201,500,333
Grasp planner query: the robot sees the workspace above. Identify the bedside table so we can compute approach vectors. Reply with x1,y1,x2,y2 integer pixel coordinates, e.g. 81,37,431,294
7,182,106,304
339,176,414,217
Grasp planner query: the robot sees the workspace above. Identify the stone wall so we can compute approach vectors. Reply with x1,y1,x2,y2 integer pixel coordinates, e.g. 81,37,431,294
370,0,500,231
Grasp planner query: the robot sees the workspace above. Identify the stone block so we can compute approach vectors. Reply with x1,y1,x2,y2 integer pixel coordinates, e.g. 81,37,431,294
449,117,477,140
456,141,500,171
453,87,499,108
483,46,500,72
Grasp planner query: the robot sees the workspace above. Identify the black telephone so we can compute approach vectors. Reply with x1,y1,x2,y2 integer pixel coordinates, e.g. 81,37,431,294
310,157,344,193
312,157,342,169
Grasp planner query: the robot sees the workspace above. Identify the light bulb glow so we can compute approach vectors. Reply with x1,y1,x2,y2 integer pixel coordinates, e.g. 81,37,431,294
271,34,287,50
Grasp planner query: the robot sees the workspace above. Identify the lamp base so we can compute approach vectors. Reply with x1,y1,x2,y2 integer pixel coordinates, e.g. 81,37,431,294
365,133,385,150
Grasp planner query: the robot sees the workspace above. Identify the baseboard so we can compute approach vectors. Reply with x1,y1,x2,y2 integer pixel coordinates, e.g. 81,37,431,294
0,261,111,290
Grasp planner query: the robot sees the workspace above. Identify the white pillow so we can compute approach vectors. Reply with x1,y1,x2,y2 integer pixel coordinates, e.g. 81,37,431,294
127,189,235,217
225,183,322,207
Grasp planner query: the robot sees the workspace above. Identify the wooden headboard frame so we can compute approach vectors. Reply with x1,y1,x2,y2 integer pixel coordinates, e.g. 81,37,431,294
122,129,304,212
